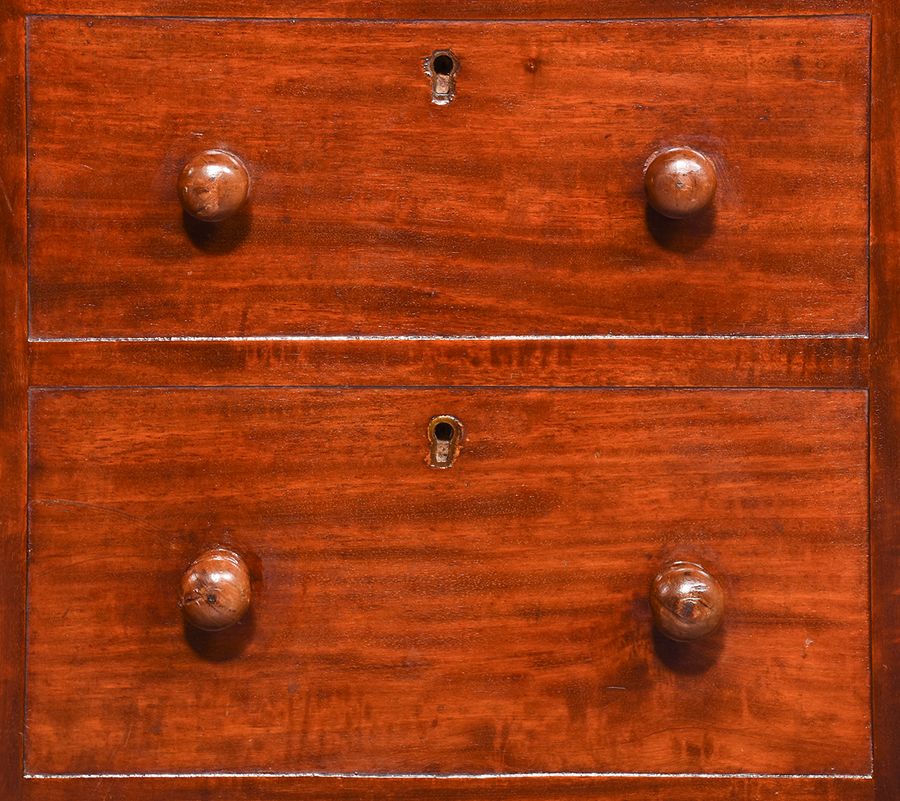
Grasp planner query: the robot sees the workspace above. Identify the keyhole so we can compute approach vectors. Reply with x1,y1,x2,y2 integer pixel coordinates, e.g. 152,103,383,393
428,415,463,468
432,54,455,76
424,49,460,106
433,421,455,441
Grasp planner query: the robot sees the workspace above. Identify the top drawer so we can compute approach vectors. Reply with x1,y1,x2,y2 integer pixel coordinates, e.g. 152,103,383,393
27,16,869,339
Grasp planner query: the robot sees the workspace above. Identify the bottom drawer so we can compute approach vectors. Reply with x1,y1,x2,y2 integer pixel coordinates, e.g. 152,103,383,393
25,388,870,776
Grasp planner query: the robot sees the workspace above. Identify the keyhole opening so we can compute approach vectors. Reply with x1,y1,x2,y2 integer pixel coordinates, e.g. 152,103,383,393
428,415,463,468
433,421,455,441
432,54,456,76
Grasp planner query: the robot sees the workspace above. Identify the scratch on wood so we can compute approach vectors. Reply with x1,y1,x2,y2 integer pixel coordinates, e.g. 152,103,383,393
0,175,12,216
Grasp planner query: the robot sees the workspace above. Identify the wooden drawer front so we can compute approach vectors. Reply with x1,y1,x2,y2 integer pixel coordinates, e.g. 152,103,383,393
26,389,869,776
27,16,869,338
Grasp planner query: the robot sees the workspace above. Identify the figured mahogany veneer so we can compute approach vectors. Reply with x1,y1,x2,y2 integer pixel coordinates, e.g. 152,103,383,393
27,336,870,388
27,15,869,338
26,388,869,776
19,0,875,16
18,775,877,801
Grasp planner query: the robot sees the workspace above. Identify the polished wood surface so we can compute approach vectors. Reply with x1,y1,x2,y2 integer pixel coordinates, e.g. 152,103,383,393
177,150,251,222
27,388,869,775
21,775,876,801
27,16,869,338
644,148,717,220
180,548,252,631
650,561,724,641
28,336,869,388
18,0,873,18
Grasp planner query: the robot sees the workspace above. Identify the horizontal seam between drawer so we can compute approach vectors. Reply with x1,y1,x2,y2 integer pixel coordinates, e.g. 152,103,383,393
22,772,876,780
25,385,872,391
27,334,871,343
22,14,874,24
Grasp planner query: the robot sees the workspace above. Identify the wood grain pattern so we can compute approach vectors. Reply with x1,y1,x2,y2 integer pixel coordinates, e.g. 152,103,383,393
27,336,870,388
21,775,876,801
26,388,870,776
869,2,900,799
0,3,29,801
27,16,870,338
19,1,873,19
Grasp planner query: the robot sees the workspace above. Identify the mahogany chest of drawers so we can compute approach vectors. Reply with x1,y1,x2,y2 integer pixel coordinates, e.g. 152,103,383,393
1,2,897,801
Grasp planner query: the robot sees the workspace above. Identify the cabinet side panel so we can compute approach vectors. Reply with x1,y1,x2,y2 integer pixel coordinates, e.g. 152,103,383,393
870,3,899,800
0,5,29,801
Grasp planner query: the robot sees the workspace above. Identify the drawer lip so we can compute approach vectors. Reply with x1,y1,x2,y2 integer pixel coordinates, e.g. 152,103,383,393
25,14,871,339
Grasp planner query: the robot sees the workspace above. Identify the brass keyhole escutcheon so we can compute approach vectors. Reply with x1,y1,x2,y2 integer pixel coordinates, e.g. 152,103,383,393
424,50,460,105
428,415,463,468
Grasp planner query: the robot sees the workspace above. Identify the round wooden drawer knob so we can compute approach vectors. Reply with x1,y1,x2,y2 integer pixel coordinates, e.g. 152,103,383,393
650,561,724,641
179,548,251,631
177,150,250,222
644,147,717,219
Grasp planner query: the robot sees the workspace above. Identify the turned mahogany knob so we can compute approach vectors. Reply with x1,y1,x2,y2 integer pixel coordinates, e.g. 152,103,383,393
177,150,250,222
650,561,724,641
644,147,717,219
179,548,251,631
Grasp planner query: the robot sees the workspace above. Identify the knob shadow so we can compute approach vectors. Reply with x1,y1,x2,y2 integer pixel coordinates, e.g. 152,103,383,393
651,624,725,675
183,606,256,662
182,208,252,254
645,204,717,253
